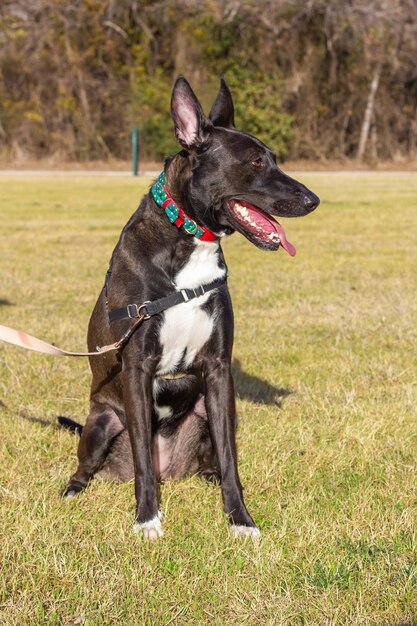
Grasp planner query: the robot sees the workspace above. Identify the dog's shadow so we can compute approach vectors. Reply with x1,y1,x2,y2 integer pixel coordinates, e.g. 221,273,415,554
14,410,54,429
232,359,291,407
0,298,13,307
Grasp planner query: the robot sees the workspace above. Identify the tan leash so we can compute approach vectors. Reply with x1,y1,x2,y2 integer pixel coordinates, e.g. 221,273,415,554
0,277,226,358
0,315,146,357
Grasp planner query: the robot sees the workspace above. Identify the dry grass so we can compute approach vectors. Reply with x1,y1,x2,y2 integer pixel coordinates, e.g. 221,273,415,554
0,172,416,625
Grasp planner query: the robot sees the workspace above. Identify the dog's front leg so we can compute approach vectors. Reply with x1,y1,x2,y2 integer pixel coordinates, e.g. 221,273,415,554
122,356,162,540
205,360,260,538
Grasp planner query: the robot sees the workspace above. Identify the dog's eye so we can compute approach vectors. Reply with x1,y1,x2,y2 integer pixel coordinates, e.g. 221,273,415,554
251,158,264,167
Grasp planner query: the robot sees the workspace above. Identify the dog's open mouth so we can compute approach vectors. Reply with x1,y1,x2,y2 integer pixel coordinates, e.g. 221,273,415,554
227,200,296,256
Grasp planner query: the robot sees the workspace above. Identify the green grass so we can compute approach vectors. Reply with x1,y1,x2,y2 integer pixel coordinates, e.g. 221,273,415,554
0,172,416,625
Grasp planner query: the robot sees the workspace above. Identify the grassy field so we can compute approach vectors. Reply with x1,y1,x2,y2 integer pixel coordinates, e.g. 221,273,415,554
0,172,416,625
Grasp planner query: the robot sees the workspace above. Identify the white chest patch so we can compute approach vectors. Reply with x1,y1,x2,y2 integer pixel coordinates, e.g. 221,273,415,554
156,239,226,376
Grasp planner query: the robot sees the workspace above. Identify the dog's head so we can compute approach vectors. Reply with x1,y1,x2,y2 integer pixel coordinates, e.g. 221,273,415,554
170,77,320,254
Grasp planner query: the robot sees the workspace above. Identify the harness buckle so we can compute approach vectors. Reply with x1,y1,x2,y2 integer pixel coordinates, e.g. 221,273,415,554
137,302,151,320
127,304,140,319
126,302,151,319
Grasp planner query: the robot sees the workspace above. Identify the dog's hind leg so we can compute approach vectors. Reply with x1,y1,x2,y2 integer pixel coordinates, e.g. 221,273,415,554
62,404,124,499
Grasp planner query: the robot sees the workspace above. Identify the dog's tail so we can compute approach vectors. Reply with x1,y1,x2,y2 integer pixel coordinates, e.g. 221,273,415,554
57,416,83,436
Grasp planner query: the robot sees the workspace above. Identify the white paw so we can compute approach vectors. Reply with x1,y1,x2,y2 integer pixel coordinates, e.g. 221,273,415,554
62,490,78,500
231,524,261,539
133,514,163,540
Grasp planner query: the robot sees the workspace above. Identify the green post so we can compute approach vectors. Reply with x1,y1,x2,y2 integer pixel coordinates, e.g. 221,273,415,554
132,127,139,176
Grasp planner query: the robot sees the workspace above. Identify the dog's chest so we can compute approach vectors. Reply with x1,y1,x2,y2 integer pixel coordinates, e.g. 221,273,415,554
156,240,226,375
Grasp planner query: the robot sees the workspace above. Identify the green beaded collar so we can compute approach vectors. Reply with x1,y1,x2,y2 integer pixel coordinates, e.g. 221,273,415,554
151,172,217,242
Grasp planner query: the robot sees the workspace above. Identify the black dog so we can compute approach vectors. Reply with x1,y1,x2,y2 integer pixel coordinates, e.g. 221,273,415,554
63,77,319,539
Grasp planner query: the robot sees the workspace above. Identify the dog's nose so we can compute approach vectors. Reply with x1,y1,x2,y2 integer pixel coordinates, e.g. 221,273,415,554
303,192,320,212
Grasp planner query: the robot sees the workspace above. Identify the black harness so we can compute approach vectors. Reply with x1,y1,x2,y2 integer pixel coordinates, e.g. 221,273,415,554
106,272,226,323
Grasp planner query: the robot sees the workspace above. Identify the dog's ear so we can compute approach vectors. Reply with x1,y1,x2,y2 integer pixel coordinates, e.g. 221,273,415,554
208,78,235,128
171,77,212,149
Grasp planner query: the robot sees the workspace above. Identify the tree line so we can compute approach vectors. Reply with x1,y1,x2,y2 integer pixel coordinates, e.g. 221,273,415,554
1,0,416,163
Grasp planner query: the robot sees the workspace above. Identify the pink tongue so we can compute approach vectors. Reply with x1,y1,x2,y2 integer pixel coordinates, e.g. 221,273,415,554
274,223,296,257
236,201,297,256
